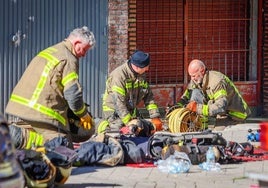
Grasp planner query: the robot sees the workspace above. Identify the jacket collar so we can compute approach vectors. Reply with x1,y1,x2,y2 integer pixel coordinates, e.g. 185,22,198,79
63,39,76,56
127,61,139,77
201,69,209,89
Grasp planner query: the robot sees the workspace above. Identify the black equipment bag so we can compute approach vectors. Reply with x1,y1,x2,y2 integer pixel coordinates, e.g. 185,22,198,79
147,130,227,161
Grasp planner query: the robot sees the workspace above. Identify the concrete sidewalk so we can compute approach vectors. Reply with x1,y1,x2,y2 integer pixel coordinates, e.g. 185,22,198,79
63,123,268,188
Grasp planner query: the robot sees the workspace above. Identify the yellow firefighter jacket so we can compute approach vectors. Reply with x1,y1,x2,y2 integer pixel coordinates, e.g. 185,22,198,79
5,40,88,131
102,62,160,125
178,70,251,120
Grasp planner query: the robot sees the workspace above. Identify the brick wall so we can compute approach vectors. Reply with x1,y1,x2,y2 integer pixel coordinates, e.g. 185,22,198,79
108,0,129,73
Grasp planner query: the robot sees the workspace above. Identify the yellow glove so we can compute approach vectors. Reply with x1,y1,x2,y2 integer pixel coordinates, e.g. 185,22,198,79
80,113,94,130
36,147,46,154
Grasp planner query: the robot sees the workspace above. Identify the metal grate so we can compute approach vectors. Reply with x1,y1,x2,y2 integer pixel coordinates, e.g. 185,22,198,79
135,0,184,84
131,0,250,85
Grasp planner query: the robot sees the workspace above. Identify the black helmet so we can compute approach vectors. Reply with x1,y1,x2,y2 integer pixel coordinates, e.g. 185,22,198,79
46,145,78,185
16,149,56,188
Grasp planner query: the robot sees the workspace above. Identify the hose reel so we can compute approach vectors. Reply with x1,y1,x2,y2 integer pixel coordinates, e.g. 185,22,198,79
166,108,205,133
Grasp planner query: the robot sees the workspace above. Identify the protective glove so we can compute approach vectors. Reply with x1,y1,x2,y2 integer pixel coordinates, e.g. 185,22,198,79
151,118,163,131
80,113,94,130
165,105,180,116
186,101,197,112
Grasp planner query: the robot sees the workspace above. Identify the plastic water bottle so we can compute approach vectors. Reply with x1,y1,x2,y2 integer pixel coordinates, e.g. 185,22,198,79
156,151,191,174
206,146,215,164
199,146,221,171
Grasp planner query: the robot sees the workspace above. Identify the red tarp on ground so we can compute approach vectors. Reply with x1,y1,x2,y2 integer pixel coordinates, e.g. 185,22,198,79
231,147,268,162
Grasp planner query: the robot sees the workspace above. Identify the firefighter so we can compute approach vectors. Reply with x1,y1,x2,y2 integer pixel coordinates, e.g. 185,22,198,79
98,50,163,135
5,26,96,149
167,59,251,128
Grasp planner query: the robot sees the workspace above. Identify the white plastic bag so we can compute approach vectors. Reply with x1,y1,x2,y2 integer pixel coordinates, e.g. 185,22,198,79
155,151,191,174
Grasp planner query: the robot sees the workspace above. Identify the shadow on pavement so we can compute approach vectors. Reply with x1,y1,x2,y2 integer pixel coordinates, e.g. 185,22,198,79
71,166,114,175
71,166,98,175
60,183,122,187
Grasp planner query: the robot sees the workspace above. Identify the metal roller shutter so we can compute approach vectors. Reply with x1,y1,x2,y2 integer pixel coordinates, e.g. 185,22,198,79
263,0,268,115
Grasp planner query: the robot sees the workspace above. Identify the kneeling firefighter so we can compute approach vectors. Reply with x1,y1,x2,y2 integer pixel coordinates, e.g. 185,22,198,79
5,26,97,149
4,26,97,187
97,50,164,135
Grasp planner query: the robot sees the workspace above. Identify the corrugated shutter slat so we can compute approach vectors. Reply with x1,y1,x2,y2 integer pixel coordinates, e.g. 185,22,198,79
263,0,268,115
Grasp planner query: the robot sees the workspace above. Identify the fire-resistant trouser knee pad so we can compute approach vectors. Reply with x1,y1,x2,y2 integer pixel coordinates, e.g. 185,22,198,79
9,124,44,149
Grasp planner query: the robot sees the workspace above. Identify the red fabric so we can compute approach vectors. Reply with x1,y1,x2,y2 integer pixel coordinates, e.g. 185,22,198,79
126,163,156,168
232,148,268,162
260,123,268,150
120,126,131,134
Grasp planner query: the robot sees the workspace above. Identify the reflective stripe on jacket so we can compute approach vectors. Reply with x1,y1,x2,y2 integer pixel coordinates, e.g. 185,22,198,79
5,40,87,128
178,70,251,120
102,62,160,124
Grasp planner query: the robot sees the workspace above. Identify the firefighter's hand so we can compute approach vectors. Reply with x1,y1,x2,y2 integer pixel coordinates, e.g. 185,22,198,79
186,101,197,112
80,113,94,130
35,147,46,154
151,118,163,131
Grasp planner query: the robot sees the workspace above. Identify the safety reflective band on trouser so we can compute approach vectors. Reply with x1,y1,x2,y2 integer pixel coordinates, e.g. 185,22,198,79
202,105,209,116
26,131,44,149
228,111,247,120
10,94,66,125
98,120,109,133
200,116,209,129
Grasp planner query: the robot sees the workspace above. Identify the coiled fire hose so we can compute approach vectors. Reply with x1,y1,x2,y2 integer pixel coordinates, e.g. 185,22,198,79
166,108,204,133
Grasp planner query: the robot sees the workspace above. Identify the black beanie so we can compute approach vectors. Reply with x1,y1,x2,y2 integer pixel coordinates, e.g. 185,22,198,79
130,50,150,68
